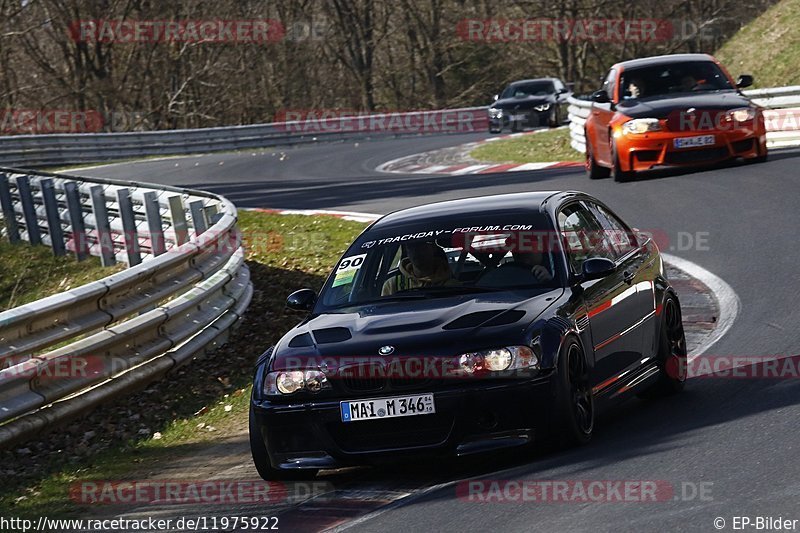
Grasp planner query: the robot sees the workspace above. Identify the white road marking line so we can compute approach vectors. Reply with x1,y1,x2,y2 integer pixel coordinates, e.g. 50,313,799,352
508,162,554,171
661,253,740,360
448,164,492,174
412,165,449,173
57,155,196,173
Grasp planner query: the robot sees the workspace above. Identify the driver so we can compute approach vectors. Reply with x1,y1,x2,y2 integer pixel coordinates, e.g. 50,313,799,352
511,251,554,282
381,241,457,295
680,74,697,91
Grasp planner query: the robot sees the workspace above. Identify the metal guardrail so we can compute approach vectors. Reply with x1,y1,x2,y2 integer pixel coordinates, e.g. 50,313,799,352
567,86,800,154
0,168,252,447
0,108,488,168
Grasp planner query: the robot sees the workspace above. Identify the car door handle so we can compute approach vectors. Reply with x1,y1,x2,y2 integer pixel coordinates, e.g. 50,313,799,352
623,270,635,284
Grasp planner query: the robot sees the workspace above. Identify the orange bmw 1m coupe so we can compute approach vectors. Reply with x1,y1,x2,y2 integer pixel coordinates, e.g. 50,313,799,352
584,53,768,182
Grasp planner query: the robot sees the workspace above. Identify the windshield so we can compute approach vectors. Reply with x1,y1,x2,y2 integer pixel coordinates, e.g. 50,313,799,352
619,61,734,100
501,81,555,98
317,216,565,311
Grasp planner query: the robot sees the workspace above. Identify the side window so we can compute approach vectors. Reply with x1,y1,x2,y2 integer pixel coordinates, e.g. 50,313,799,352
586,203,637,259
558,203,614,273
602,69,617,101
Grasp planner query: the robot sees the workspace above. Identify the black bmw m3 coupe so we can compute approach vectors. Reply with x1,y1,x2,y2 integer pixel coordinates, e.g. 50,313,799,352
249,191,687,480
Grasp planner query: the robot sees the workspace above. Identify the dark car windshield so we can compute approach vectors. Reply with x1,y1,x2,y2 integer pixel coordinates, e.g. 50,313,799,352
619,60,734,100
501,81,555,99
317,215,566,311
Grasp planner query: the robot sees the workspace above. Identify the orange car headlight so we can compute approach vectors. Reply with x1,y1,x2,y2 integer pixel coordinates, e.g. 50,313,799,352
728,107,755,123
622,118,662,134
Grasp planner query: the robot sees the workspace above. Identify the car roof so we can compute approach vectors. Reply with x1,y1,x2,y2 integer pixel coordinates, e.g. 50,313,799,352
614,53,716,71
508,78,559,86
370,191,582,231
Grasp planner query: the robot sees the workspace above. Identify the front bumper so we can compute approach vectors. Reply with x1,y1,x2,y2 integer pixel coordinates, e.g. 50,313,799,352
615,126,767,172
251,378,551,470
489,109,552,130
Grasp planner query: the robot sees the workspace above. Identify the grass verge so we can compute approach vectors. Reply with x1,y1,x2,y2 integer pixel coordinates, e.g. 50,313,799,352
470,128,581,164
0,241,122,310
715,0,800,88
0,211,367,518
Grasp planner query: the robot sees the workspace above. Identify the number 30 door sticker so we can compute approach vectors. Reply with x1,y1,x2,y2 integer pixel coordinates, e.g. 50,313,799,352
332,254,366,287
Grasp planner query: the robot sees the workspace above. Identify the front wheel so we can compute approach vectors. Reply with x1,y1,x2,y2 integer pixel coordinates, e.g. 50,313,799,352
586,139,610,179
548,338,594,446
611,140,635,182
638,294,687,399
746,142,768,164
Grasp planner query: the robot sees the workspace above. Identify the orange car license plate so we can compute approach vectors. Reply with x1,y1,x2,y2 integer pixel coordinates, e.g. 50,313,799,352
674,135,715,149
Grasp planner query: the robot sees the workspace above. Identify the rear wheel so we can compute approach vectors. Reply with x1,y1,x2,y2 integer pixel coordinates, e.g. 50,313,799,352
548,338,594,446
611,139,635,182
638,295,687,399
249,404,318,481
586,138,610,179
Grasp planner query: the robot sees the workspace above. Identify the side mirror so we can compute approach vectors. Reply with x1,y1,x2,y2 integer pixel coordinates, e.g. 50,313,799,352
493,94,499,102
591,90,610,104
581,257,617,282
736,74,753,89
559,87,569,94
286,289,317,311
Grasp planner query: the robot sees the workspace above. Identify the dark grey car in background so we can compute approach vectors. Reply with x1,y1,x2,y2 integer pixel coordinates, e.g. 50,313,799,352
489,78,571,133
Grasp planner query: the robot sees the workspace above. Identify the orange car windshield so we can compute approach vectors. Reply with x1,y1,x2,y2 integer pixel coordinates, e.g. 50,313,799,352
620,61,733,100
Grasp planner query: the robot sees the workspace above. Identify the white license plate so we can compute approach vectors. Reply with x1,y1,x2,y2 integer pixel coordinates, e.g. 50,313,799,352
510,114,527,121
674,135,715,148
340,393,435,423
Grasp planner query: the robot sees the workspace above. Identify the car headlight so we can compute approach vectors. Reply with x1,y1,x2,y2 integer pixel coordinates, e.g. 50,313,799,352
457,345,540,375
264,369,331,395
489,108,503,118
728,107,755,122
534,103,551,112
622,118,662,134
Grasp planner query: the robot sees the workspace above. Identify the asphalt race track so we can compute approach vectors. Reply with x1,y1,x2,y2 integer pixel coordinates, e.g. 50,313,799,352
79,133,800,532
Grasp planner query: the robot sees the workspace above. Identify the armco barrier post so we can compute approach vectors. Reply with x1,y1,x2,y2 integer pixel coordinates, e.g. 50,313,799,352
40,178,66,256
203,204,221,225
0,173,20,243
143,191,166,256
116,187,141,266
16,176,42,245
89,185,116,266
64,181,89,261
189,200,208,236
168,195,189,246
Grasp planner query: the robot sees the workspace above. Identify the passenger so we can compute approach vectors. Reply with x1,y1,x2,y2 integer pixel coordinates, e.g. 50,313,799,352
381,241,457,295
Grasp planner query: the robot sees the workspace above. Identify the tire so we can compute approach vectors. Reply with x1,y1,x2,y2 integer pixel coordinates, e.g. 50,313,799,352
746,142,768,164
488,127,501,134
249,404,318,481
548,107,559,128
547,337,594,446
586,139,611,180
638,294,687,399
610,140,635,182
